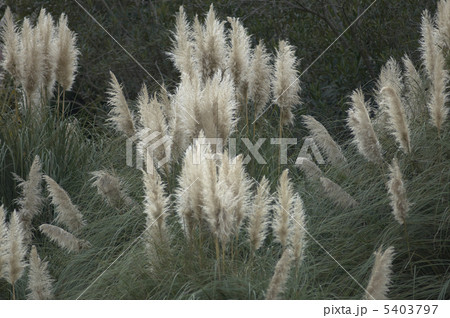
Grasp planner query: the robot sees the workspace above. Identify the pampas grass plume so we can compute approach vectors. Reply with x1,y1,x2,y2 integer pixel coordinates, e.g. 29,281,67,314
249,40,272,117
273,169,294,249
5,210,27,288
290,194,306,264
55,13,79,91
39,224,90,253
0,205,8,279
296,157,322,182
302,115,346,166
265,248,293,300
381,86,411,153
44,175,85,233
387,158,410,225
90,170,133,208
347,89,383,163
107,71,136,137
14,155,43,244
320,177,358,209
1,7,22,83
365,246,395,300
272,40,301,126
27,245,54,300
248,176,271,252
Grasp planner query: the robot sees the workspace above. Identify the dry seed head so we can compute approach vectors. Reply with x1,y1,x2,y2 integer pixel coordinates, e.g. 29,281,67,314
248,176,271,252
44,175,85,233
302,115,346,167
387,158,410,225
249,40,272,117
107,71,136,137
347,89,383,163
27,245,54,300
39,224,90,253
437,0,450,48
5,210,27,286
36,9,57,99
265,248,293,300
55,13,79,91
402,54,424,118
14,155,43,245
380,86,411,153
296,157,322,182
290,194,307,264
272,40,301,126
227,17,251,103
365,246,395,300
90,170,133,208
320,177,358,209
0,205,8,279
1,7,22,83
143,170,169,238
273,169,294,248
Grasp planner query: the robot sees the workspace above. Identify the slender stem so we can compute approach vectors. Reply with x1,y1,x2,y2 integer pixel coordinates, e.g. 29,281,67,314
12,284,15,300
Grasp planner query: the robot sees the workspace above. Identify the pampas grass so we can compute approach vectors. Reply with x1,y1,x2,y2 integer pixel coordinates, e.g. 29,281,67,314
90,170,133,208
437,0,450,49
265,248,293,300
5,210,27,299
302,115,347,167
27,245,54,300
273,169,294,249
364,246,395,300
248,176,271,253
272,40,301,127
387,158,410,225
0,205,8,279
54,13,78,92
380,86,411,153
107,71,136,137
39,224,89,253
290,195,306,265
320,177,358,209
13,155,43,245
44,175,85,233
1,7,22,83
249,40,272,118
348,89,383,163
296,157,322,182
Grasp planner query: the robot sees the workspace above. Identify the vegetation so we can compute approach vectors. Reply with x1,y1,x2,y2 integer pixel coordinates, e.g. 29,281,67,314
0,1,448,300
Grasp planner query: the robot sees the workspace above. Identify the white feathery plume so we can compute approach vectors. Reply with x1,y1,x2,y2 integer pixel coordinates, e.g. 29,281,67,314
227,17,251,103
437,0,450,48
380,86,411,153
402,55,424,118
265,248,293,300
320,177,358,209
169,6,197,80
142,169,169,242
272,40,301,126
249,40,272,117
5,210,27,288
248,176,271,252
0,205,8,279
90,170,133,208
54,13,79,91
296,157,322,182
302,115,347,167
14,155,43,245
1,7,22,83
36,8,57,99
420,11,437,79
290,194,306,264
44,175,85,233
27,245,54,300
364,246,395,300
39,224,90,253
137,83,172,168
347,89,383,163
427,35,449,132
107,71,136,137
387,158,410,225
20,17,44,106
273,169,294,249
194,4,227,82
